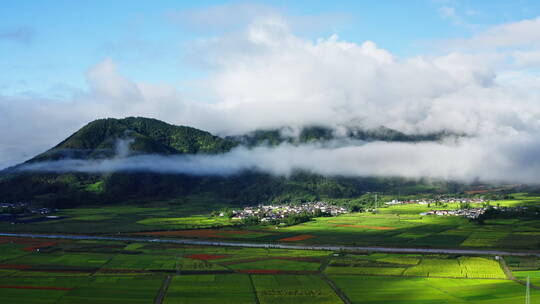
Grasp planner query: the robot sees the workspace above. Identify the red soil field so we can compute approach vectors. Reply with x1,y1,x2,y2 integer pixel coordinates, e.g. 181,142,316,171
279,234,315,242
185,254,227,261
335,224,395,230
0,285,72,291
23,242,57,252
0,264,31,270
0,236,58,251
135,229,250,238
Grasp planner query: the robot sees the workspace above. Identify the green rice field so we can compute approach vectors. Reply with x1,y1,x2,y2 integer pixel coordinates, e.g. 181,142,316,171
0,236,535,303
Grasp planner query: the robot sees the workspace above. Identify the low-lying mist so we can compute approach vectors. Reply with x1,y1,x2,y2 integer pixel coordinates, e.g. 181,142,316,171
19,135,540,184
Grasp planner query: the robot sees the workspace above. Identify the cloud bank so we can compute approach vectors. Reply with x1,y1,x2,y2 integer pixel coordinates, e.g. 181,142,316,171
4,8,540,184
18,133,540,184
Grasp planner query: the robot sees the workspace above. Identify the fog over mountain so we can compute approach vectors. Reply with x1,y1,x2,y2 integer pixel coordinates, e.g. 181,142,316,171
4,11,540,183
14,131,540,184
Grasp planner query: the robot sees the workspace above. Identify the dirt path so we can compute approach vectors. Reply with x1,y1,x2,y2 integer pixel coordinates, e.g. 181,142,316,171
248,275,261,304
319,273,351,304
154,275,172,304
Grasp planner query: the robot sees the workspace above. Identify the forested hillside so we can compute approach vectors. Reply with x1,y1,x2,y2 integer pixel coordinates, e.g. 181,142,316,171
0,117,467,208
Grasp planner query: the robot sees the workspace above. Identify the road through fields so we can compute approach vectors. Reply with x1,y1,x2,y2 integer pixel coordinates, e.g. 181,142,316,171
1,232,539,257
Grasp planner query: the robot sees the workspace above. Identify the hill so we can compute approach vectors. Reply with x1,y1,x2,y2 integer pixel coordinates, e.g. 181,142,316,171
0,117,469,208
30,117,236,162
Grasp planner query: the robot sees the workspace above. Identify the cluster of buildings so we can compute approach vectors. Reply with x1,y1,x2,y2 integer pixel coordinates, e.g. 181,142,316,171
420,206,531,219
224,202,348,222
385,197,486,206
0,202,53,215
420,207,487,219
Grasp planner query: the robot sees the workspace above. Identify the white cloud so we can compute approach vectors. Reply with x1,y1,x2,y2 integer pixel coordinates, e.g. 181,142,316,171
439,6,456,19
447,16,540,50
4,13,540,184
20,134,540,184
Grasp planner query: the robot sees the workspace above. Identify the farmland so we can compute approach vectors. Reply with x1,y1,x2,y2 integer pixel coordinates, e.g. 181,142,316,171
0,235,535,303
2,194,540,252
0,193,538,302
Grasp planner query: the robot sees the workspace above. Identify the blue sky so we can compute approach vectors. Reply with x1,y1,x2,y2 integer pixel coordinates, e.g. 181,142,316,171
2,0,540,97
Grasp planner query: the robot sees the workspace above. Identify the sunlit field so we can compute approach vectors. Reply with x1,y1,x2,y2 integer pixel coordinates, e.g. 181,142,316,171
0,236,535,303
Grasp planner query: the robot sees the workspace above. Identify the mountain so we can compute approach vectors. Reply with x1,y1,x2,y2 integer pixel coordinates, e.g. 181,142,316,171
30,117,236,162
0,117,468,208
228,125,453,147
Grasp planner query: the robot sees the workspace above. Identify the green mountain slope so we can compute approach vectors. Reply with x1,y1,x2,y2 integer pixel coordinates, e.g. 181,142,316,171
31,117,236,162
0,117,465,208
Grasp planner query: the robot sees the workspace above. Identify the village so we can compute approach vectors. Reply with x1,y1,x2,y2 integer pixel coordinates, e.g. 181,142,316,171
223,201,348,222
385,197,487,206
420,205,532,219
420,207,487,219
0,201,54,215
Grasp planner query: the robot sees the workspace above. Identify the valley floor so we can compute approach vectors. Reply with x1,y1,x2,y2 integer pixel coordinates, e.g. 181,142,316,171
1,193,539,302
0,235,537,304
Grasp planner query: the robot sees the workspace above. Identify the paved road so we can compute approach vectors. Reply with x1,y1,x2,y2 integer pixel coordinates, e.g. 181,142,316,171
1,232,539,257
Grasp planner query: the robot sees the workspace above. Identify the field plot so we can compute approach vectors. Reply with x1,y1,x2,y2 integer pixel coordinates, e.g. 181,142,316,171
178,258,229,272
228,258,321,272
0,277,83,304
514,270,540,286
137,216,236,229
58,276,164,304
164,274,256,304
326,266,405,276
252,274,341,304
458,257,506,279
135,229,270,240
506,256,540,271
460,231,508,247
0,243,32,261
188,246,328,265
507,256,540,285
102,254,175,271
403,256,505,279
7,252,110,269
330,275,534,304
497,232,540,250
325,254,506,279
